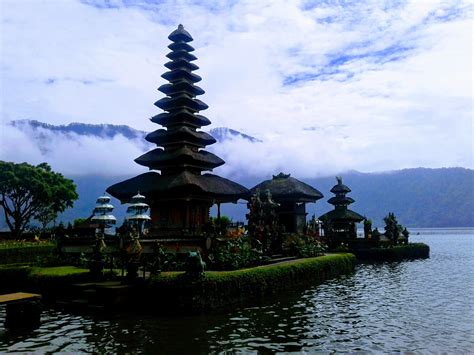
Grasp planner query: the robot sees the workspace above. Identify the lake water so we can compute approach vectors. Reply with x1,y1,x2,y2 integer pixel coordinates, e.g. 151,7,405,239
1,228,473,353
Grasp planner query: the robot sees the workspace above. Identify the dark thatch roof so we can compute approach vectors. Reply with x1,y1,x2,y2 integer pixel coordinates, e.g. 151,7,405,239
327,195,355,206
145,127,216,147
168,24,193,43
135,147,224,170
106,171,248,203
249,172,323,202
319,208,365,222
151,110,211,128
155,95,207,111
158,81,204,96
330,176,351,194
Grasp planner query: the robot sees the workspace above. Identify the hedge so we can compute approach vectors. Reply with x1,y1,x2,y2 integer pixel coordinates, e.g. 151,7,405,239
352,243,430,262
145,253,356,312
0,265,90,294
0,244,56,265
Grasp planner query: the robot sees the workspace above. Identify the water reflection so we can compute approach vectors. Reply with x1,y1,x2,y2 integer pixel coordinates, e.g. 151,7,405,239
1,229,473,353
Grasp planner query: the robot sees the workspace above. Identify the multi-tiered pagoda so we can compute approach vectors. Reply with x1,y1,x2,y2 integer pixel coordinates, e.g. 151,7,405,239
107,25,248,236
319,176,364,239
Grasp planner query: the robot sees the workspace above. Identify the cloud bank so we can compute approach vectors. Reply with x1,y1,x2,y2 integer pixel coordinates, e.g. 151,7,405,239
1,0,472,178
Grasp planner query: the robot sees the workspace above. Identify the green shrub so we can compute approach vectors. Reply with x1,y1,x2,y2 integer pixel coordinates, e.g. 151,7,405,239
353,243,430,261
0,243,56,265
207,236,262,270
282,234,327,257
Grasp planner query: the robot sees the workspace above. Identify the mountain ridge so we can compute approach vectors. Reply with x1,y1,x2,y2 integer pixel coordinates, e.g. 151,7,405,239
2,167,471,230
2,120,473,229
9,119,262,144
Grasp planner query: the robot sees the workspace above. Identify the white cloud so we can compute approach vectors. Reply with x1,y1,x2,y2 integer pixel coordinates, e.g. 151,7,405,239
0,122,148,176
0,0,472,178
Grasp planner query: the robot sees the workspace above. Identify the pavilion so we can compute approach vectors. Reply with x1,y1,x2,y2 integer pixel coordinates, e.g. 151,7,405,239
250,172,324,233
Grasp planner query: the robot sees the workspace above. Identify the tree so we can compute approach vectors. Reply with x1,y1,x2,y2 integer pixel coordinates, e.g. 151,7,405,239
384,212,403,245
0,161,78,238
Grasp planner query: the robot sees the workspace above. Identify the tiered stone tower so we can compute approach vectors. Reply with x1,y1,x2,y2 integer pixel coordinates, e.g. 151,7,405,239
107,25,248,237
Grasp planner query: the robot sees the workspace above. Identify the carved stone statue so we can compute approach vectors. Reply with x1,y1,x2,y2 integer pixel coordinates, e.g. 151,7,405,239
185,251,206,279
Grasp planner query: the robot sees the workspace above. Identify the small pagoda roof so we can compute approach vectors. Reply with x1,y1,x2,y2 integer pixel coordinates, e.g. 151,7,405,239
319,208,364,222
145,127,216,147
330,176,351,194
327,195,355,205
166,50,197,62
168,24,193,42
164,60,199,72
168,42,194,52
161,70,202,83
151,110,211,128
159,81,205,96
135,146,224,171
250,172,323,202
106,171,249,203
155,95,208,112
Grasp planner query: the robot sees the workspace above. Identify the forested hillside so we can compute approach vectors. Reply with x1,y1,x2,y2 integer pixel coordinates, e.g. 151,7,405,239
0,168,472,230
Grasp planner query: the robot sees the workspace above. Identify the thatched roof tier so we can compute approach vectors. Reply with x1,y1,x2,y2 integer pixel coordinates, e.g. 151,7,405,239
166,50,197,62
168,41,194,52
145,127,216,148
151,110,211,128
135,147,224,171
168,24,193,42
319,208,364,222
330,177,351,194
327,195,355,206
250,172,323,202
161,69,202,83
107,171,248,203
164,59,199,72
158,81,204,96
154,95,208,112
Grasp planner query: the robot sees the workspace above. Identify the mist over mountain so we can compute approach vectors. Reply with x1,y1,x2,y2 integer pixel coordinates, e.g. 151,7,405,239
9,120,260,145
1,120,472,229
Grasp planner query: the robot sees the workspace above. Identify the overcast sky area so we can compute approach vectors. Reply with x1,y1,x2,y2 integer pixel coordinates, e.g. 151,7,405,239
0,0,472,179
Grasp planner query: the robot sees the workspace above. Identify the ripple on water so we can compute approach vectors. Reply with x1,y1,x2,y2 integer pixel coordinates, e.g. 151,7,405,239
1,230,473,353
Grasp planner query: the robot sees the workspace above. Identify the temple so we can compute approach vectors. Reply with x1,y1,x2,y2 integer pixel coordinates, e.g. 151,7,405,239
319,176,364,239
107,25,248,237
250,173,323,233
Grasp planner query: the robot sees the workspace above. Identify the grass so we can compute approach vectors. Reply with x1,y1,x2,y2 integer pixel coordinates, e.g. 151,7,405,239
0,240,55,249
29,266,89,277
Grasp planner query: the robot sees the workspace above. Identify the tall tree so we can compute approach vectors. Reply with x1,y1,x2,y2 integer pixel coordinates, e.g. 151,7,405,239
0,161,78,237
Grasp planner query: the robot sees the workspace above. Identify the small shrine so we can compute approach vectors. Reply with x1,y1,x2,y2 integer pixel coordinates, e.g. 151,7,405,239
319,176,364,239
107,25,248,239
125,192,152,237
250,173,324,233
91,195,117,233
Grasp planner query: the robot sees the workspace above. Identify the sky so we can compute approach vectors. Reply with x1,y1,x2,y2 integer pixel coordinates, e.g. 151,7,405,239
0,0,472,179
